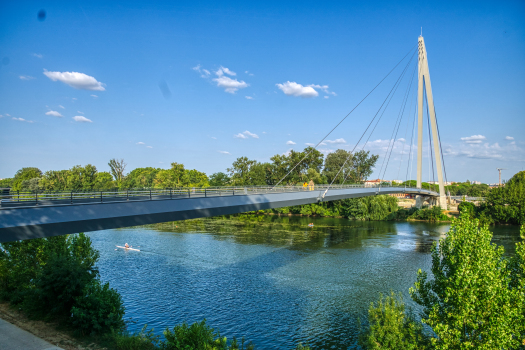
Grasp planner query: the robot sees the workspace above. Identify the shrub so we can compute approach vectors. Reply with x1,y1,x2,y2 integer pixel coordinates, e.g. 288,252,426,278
113,325,160,350
458,201,476,218
358,291,429,350
71,280,126,336
410,214,525,348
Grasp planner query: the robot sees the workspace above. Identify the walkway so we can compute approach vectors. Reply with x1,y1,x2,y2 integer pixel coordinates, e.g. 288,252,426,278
0,318,63,350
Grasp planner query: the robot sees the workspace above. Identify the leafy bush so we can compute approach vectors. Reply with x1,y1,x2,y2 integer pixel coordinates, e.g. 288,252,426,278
71,280,126,336
359,291,429,350
408,206,448,222
458,201,476,218
113,325,160,350
162,319,254,350
410,214,525,348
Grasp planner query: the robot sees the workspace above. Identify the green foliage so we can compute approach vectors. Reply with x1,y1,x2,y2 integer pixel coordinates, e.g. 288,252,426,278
94,171,116,190
209,172,231,187
409,214,525,349
458,201,476,218
113,325,160,350
0,178,13,188
161,319,254,350
482,170,525,225
71,280,126,336
359,291,429,350
123,167,161,189
227,157,269,186
407,206,448,222
109,158,127,185
323,149,352,184
11,167,42,191
154,163,209,188
0,233,124,336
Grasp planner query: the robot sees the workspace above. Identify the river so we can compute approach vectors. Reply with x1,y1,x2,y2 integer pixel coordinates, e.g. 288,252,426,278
86,216,521,349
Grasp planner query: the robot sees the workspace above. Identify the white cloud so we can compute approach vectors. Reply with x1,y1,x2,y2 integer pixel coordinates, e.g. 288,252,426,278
216,66,236,76
218,150,231,155
234,133,248,139
77,110,84,114
243,130,258,138
234,131,259,139
72,116,92,123
460,135,486,144
245,71,254,76
12,117,25,121
136,142,145,145
6,114,11,117
213,75,248,93
505,136,514,140
245,96,253,100
325,138,346,144
19,75,35,80
286,140,296,145
58,105,65,109
305,143,315,146
192,64,211,78
276,82,336,98
276,81,318,98
32,53,42,58
45,110,63,117
43,70,106,91
91,94,98,98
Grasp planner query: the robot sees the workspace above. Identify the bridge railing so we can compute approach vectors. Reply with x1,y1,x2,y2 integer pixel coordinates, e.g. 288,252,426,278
0,183,432,209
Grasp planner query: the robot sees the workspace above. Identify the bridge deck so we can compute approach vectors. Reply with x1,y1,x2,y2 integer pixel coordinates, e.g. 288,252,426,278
0,186,437,243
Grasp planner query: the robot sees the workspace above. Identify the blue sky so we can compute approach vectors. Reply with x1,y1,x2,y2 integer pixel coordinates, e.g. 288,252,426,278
1,0,524,184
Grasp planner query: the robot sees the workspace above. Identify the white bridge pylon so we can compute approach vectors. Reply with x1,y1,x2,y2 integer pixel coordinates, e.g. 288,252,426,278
416,36,447,208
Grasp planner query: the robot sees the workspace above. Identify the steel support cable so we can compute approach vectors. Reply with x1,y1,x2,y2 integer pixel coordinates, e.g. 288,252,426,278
377,59,418,185
272,43,418,189
425,91,436,189
434,110,449,186
396,64,419,180
405,99,417,183
323,50,417,194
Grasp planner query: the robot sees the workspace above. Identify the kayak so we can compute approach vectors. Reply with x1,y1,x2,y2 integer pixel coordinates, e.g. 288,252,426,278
116,245,140,252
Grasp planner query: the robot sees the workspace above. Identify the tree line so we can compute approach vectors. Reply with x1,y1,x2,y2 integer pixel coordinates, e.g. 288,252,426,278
0,148,379,192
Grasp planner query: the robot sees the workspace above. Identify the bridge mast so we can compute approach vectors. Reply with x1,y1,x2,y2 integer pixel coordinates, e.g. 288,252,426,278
416,35,447,208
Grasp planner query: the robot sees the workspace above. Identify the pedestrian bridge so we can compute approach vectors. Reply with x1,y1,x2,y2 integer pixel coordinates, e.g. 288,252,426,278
0,185,437,243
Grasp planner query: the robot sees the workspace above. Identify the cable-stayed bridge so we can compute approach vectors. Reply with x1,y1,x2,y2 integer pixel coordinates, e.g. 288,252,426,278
0,185,437,243
0,35,449,243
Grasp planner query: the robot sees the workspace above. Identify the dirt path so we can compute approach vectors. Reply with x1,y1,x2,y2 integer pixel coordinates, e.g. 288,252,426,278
0,303,102,350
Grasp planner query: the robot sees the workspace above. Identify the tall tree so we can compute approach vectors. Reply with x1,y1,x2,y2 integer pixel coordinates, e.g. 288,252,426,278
11,167,42,191
323,149,352,184
348,150,379,183
108,159,126,185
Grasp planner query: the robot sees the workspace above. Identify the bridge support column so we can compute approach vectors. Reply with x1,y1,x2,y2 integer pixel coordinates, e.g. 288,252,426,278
416,36,447,209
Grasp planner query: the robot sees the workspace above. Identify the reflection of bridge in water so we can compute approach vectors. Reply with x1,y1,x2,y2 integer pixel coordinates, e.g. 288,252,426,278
0,185,437,242
0,35,450,243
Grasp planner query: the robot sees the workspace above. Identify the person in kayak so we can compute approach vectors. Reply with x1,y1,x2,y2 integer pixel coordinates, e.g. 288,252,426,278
125,243,131,248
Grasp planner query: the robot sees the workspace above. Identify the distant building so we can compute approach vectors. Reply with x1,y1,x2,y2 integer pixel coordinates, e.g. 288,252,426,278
364,179,383,187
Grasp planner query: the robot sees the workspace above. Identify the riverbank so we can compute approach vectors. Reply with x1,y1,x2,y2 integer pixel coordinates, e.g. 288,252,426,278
0,302,97,350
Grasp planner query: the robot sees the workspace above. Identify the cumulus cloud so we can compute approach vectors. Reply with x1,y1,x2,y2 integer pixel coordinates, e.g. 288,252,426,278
19,75,35,80
305,143,315,146
214,75,248,93
276,81,336,98
460,135,486,144
505,136,514,140
45,110,63,117
245,96,253,100
325,138,346,144
43,70,106,91
234,130,259,139
72,116,92,123
286,140,296,145
218,150,231,155
136,142,145,145
32,53,42,58
276,81,318,98
216,66,236,76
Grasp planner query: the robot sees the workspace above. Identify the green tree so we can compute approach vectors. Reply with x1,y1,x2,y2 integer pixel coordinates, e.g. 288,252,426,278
108,159,127,186
483,170,525,224
93,172,115,190
323,149,352,184
209,172,231,187
11,167,42,191
228,157,268,186
0,178,13,188
359,291,429,350
122,167,160,189
409,214,524,349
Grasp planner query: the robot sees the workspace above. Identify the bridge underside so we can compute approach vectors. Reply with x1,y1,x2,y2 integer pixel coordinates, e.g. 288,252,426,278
0,187,436,243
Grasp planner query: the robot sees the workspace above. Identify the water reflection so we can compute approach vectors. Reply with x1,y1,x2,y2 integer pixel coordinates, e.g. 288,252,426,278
87,216,520,350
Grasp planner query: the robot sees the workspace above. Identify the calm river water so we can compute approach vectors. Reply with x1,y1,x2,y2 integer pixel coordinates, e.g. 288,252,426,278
86,216,521,349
